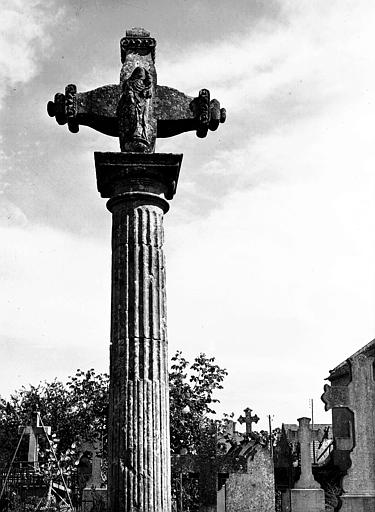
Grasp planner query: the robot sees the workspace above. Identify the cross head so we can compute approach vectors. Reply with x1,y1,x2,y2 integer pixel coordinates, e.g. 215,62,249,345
47,27,226,153
18,412,52,468
237,407,260,434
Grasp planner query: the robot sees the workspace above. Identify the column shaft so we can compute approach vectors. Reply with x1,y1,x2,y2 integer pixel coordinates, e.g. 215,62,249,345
108,203,170,511
95,151,182,512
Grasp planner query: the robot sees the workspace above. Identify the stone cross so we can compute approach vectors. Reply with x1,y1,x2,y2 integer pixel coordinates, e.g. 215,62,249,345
237,407,259,434
80,439,104,489
294,418,320,490
47,27,226,153
48,28,225,512
290,418,324,512
172,424,247,512
18,412,51,468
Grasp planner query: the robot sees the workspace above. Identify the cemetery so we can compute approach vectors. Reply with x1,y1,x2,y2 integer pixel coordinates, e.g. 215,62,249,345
1,21,374,512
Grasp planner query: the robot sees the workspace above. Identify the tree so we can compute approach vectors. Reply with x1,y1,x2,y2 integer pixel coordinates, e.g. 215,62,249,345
0,369,108,472
169,351,228,454
0,352,227,467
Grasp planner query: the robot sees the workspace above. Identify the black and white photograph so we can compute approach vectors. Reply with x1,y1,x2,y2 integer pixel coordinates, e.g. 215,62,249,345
1,1,375,510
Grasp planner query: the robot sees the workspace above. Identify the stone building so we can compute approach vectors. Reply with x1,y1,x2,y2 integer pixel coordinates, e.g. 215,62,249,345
321,337,375,511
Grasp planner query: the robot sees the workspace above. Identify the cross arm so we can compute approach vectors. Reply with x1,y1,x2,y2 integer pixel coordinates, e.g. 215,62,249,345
155,86,226,138
47,84,121,136
47,83,226,139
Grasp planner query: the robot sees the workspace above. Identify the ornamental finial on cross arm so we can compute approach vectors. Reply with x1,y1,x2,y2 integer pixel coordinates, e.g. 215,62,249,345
47,28,226,153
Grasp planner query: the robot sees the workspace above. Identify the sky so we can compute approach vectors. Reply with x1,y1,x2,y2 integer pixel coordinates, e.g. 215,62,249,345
1,0,375,431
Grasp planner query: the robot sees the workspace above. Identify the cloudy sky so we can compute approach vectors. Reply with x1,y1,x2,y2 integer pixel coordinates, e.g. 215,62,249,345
1,0,375,430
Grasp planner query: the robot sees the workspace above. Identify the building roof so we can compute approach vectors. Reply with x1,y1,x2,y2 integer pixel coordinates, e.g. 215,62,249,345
327,338,375,381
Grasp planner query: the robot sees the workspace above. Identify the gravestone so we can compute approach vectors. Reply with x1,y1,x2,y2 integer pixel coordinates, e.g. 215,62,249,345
172,423,247,512
80,440,107,512
172,416,275,512
48,27,225,512
290,418,325,512
321,338,375,511
221,414,275,512
18,412,51,469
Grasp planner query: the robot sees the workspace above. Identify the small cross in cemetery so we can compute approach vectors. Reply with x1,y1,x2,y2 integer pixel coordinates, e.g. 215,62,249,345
237,407,260,434
18,412,51,469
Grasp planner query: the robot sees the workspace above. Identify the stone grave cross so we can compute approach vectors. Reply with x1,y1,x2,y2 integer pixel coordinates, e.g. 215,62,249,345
18,412,51,469
172,423,248,512
237,407,260,434
47,27,226,154
290,417,324,512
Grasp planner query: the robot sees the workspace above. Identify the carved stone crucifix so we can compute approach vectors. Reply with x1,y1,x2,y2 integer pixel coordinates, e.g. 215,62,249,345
47,28,226,512
47,27,226,152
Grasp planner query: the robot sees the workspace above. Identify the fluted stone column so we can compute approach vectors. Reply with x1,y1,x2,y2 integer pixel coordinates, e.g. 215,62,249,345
95,152,182,512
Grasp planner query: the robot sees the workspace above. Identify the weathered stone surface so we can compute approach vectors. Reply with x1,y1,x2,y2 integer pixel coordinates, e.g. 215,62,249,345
117,67,155,152
237,408,259,434
294,418,320,490
290,418,325,512
96,152,182,512
225,447,275,512
290,489,325,512
321,384,350,411
340,496,375,511
95,152,182,201
172,419,275,512
47,28,226,148
322,340,375,510
80,439,104,490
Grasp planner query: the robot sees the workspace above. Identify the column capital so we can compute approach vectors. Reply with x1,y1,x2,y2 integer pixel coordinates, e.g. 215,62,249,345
95,152,183,210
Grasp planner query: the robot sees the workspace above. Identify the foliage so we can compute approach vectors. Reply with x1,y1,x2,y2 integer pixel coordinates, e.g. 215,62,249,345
0,369,108,476
0,351,228,467
169,351,228,454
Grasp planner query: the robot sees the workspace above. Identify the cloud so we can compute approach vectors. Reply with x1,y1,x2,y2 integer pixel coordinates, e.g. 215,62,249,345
2,0,375,429
166,172,375,426
158,0,375,123
0,0,63,107
0,224,110,353
161,0,375,425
